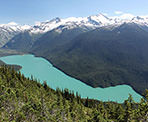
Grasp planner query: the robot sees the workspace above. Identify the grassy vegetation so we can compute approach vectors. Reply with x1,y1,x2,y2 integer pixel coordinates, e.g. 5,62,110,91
0,66,148,121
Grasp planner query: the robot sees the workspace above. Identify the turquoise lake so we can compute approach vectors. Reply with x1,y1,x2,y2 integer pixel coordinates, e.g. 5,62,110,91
0,54,142,103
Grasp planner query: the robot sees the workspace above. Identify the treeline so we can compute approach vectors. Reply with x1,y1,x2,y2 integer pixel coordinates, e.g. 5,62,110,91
0,66,148,122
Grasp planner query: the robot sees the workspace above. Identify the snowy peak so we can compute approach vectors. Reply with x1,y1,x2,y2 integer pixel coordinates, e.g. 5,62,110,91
1,13,148,34
49,17,61,23
30,13,113,34
88,13,111,25
30,13,147,34
30,17,62,33
133,16,144,20
0,22,31,32
35,17,61,26
1,13,148,48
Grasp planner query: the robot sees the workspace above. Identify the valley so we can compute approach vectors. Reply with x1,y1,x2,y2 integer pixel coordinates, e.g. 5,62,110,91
1,13,148,98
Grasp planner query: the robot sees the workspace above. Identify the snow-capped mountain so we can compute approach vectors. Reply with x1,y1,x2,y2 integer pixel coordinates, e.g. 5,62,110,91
1,13,148,48
2,13,148,34
0,22,31,47
29,14,114,34
0,22,30,31
27,13,148,34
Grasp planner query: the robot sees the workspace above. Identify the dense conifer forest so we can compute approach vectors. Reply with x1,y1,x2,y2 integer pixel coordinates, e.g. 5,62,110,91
0,66,148,122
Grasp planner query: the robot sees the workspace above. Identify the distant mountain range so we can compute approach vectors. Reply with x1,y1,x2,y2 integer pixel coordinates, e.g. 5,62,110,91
2,13,148,95
2,13,148,49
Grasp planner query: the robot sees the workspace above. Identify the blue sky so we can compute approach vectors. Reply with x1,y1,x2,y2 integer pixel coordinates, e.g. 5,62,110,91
0,0,148,25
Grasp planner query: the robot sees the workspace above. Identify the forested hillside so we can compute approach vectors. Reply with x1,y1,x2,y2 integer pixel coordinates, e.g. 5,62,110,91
0,67,148,122
31,23,148,96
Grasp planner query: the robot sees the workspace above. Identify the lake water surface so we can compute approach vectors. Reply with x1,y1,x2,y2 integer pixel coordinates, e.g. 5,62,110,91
0,54,142,103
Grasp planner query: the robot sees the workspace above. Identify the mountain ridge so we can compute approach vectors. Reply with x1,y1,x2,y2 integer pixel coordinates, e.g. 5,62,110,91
1,13,148,49
2,13,148,35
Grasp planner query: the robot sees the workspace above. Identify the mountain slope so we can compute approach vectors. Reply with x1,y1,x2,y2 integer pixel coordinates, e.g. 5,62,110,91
31,26,92,55
3,13,148,52
1,66,148,121
3,31,42,52
3,26,91,52
3,14,108,52
0,22,30,48
31,23,148,95
0,66,91,121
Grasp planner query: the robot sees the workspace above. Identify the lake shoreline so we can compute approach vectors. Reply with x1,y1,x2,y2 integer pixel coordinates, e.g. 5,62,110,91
0,53,143,102
29,52,144,97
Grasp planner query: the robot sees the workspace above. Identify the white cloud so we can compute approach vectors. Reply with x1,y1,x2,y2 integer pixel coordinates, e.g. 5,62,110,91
114,11,123,15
